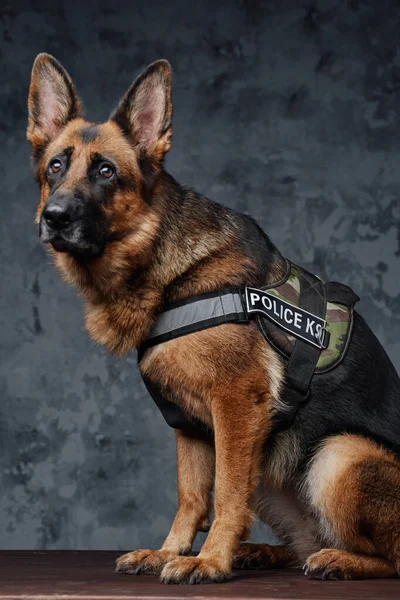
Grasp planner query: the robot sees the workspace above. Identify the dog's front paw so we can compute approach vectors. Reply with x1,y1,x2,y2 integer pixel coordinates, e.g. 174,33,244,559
160,556,230,584
116,549,176,575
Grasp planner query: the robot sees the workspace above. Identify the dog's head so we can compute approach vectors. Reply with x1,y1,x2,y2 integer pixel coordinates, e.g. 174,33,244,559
27,54,172,260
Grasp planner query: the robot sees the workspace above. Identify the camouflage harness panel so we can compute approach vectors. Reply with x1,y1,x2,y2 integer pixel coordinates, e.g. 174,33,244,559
257,263,353,373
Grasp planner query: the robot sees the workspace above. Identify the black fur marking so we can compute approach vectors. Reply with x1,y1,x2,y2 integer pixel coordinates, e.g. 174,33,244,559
32,144,46,164
81,154,119,208
138,156,159,204
88,152,116,182
80,125,99,144
41,185,109,260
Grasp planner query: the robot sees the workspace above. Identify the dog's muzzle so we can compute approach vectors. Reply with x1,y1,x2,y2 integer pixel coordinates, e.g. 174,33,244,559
39,194,105,257
42,195,81,233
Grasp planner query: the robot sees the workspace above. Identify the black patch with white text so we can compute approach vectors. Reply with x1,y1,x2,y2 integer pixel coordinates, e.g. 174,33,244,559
245,287,328,349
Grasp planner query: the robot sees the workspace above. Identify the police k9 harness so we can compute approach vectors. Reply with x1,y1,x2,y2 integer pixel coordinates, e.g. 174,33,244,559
138,260,359,435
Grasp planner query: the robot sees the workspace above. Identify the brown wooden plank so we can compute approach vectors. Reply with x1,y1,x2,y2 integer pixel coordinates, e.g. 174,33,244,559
0,551,399,600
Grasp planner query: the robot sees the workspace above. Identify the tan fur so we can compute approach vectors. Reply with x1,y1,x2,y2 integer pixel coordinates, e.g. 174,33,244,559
140,322,284,430
304,434,396,553
298,434,400,579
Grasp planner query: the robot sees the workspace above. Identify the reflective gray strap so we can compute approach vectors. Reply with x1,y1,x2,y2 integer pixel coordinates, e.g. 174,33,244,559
146,290,247,346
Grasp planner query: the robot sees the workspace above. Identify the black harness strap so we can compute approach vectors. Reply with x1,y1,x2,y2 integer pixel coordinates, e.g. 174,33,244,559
324,281,360,306
276,269,326,429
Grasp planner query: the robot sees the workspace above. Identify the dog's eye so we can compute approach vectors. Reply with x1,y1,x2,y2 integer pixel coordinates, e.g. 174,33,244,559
99,164,114,179
49,159,62,174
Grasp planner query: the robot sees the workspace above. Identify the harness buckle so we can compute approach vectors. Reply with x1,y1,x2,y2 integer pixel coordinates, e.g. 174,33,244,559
318,326,330,349
236,287,250,321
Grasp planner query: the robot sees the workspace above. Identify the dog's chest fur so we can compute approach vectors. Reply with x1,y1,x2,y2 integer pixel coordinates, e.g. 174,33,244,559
139,320,286,433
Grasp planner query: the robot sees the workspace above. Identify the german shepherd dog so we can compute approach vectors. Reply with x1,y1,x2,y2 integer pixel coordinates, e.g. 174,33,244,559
27,54,400,583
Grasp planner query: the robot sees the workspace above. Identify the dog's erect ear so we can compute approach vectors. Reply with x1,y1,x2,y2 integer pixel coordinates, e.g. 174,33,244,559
111,60,172,161
27,53,81,158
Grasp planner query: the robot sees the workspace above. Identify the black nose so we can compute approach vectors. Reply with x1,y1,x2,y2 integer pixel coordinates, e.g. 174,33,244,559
43,198,79,231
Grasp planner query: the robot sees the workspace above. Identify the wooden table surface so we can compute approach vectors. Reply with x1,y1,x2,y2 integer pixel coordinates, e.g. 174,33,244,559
0,551,399,600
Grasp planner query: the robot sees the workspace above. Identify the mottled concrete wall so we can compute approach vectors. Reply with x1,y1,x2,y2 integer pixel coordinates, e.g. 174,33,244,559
0,0,399,550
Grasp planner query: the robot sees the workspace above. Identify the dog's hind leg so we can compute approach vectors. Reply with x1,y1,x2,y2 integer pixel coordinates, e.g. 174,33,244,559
304,549,396,580
116,430,214,575
303,433,400,580
233,543,294,569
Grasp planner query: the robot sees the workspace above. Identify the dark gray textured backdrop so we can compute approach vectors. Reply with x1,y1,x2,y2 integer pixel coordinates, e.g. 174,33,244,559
1,0,400,550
